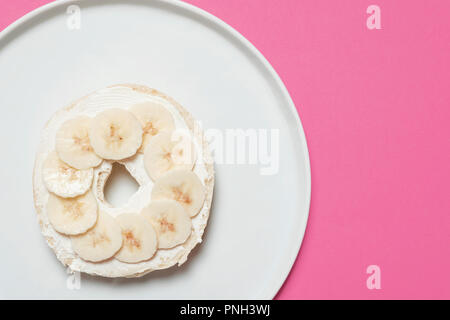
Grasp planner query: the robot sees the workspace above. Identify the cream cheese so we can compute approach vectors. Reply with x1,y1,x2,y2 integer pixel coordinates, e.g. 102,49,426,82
33,85,212,277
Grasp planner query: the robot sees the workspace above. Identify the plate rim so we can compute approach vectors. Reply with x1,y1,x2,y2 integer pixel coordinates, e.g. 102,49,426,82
0,0,311,299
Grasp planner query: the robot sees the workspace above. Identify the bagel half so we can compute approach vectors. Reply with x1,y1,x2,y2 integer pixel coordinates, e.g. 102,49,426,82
33,84,214,278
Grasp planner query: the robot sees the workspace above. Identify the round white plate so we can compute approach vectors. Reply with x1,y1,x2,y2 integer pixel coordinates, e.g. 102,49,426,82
0,0,310,299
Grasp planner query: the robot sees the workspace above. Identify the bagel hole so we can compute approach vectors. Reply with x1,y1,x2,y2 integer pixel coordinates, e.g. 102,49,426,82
104,162,139,207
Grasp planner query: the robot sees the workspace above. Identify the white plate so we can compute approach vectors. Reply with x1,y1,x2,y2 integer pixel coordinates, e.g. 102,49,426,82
0,0,310,299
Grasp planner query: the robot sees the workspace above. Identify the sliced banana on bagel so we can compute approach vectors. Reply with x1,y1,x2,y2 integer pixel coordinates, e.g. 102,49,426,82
42,151,93,198
55,116,102,170
47,191,97,235
143,131,196,181
33,84,214,278
152,169,206,217
129,102,175,153
114,213,158,263
89,109,143,160
142,200,192,249
71,211,123,263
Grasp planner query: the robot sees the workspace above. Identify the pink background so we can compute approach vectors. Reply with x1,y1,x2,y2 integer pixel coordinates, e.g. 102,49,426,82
1,0,449,299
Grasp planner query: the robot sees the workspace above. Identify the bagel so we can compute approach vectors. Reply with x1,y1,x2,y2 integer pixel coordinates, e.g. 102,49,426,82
33,84,214,278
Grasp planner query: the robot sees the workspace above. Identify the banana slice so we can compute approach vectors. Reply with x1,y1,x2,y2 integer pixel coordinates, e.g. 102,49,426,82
143,131,196,181
89,109,143,160
114,213,157,263
151,170,205,217
129,102,175,152
47,191,98,235
43,151,93,198
55,116,102,169
71,211,123,262
142,200,192,249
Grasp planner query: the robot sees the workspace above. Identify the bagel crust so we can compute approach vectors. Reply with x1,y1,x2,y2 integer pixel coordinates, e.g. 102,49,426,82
33,84,214,278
